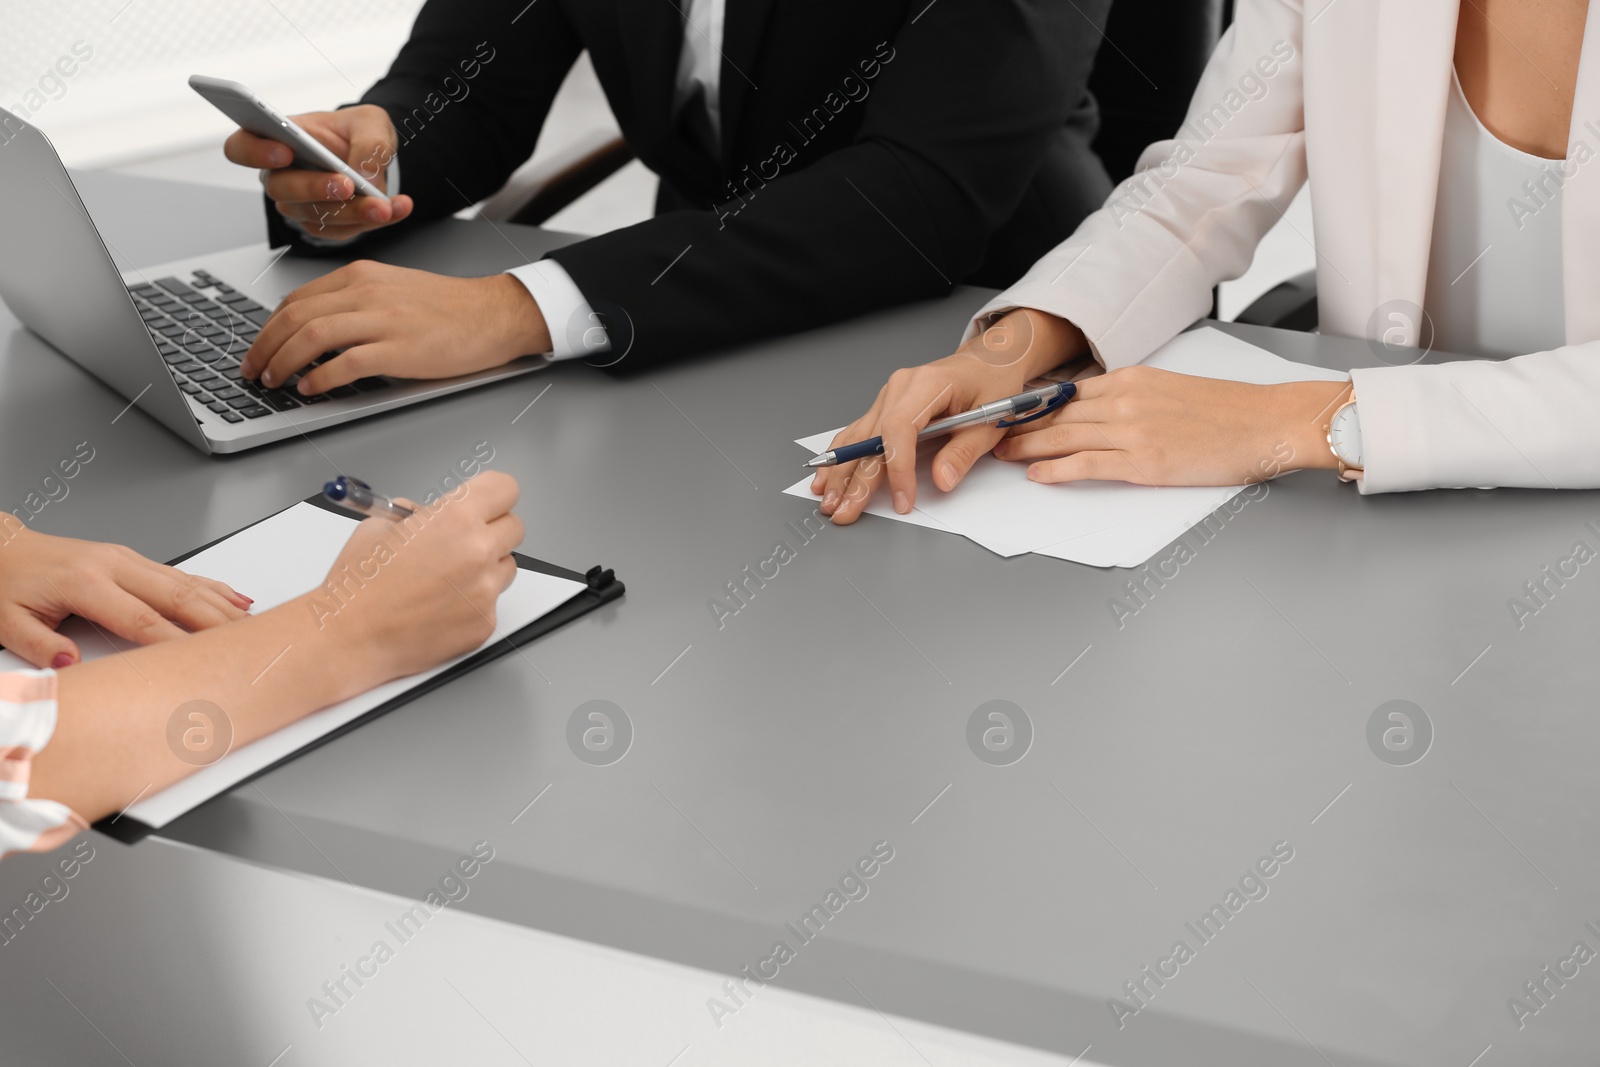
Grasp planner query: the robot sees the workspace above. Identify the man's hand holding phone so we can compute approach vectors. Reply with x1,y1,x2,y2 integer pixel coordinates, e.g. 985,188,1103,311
225,105,413,242
214,91,550,392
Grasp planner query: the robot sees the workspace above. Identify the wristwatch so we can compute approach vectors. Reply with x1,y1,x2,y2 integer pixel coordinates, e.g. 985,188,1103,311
1325,391,1363,479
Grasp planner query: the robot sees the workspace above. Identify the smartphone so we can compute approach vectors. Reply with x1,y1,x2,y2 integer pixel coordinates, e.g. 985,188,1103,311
188,75,389,201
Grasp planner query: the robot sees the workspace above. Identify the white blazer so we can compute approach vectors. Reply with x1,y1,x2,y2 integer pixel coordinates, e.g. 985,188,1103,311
968,0,1600,493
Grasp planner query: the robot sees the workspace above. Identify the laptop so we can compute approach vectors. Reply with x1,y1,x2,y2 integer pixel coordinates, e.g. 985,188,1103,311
0,108,546,454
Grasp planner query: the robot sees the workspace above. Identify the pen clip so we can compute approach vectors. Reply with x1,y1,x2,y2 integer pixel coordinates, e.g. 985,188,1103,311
995,386,1071,428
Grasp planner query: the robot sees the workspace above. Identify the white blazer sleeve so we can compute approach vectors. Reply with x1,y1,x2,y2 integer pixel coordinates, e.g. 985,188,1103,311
1351,346,1600,491
965,0,1309,368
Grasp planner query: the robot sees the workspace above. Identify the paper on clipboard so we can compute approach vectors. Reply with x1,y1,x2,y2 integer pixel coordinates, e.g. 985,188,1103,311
0,501,586,830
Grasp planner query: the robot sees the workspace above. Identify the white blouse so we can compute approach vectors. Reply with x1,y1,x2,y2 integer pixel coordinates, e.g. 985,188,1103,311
0,670,85,859
1423,67,1568,358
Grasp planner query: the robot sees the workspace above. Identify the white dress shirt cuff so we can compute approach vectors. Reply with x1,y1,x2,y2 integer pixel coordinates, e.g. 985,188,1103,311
506,259,608,361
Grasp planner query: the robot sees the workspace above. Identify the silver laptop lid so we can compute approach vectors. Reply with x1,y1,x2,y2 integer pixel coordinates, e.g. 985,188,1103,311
0,108,209,452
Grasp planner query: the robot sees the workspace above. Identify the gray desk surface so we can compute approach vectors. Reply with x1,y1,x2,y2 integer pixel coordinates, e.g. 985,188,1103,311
3,171,1599,1066
0,830,1071,1067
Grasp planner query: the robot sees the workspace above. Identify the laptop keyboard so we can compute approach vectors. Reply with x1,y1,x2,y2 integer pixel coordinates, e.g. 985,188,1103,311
125,270,390,424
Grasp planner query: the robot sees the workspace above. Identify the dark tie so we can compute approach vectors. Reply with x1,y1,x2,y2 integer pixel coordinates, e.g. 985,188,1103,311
676,83,719,160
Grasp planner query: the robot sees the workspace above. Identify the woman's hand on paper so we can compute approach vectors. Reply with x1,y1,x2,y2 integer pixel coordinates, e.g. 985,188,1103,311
994,368,1349,485
0,527,252,669
25,473,516,825
810,309,1084,525
308,471,524,686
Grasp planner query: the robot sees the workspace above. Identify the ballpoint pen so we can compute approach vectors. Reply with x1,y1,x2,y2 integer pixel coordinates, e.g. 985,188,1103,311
802,381,1077,468
322,475,415,520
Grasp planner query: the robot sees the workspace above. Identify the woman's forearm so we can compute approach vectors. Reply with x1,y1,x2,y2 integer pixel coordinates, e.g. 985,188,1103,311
32,593,374,823
1278,379,1350,472
981,309,1090,380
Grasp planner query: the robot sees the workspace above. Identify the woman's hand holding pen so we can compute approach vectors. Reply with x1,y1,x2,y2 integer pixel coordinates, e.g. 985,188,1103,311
811,309,1085,524
34,472,525,823
303,471,525,690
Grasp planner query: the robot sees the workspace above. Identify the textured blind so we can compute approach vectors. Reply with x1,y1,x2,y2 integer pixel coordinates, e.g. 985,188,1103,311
1,1,421,93
0,0,426,163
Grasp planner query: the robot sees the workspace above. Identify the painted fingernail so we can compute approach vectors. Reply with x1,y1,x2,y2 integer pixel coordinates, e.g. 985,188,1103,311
234,593,254,606
893,490,910,514
51,652,74,669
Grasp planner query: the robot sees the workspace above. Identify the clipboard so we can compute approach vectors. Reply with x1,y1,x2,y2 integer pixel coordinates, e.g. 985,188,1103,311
91,493,624,844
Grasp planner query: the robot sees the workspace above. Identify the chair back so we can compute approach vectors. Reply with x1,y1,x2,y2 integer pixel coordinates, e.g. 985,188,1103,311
1087,0,1228,183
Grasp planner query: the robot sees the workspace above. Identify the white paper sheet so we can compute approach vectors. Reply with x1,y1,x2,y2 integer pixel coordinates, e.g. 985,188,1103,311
783,326,1348,567
0,501,587,829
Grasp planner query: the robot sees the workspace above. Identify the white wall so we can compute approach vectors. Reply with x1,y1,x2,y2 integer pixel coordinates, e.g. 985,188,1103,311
1215,186,1316,322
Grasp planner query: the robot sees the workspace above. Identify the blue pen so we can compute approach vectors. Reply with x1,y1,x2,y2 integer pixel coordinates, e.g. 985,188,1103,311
323,475,414,520
803,381,1077,468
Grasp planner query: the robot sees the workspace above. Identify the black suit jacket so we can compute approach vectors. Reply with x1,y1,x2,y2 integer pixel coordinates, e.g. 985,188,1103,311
268,0,1113,368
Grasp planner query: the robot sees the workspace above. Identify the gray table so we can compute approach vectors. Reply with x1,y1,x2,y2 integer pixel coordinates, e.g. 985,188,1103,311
4,171,1599,1066
0,818,1066,1067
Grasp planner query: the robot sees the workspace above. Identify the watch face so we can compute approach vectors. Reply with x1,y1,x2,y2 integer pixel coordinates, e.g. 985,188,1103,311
1329,404,1363,467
